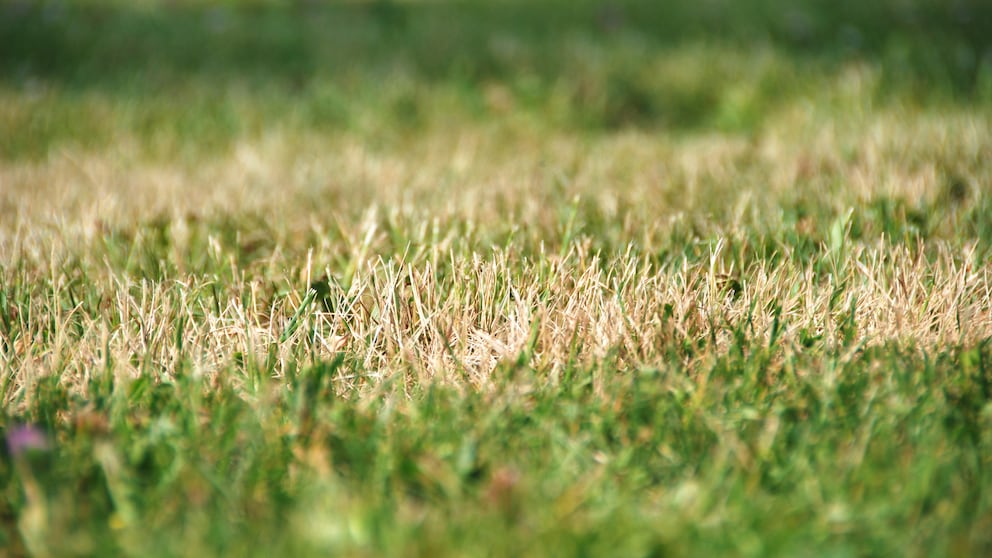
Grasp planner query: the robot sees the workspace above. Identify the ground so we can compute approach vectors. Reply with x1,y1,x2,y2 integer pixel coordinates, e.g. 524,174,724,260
1,1,991,556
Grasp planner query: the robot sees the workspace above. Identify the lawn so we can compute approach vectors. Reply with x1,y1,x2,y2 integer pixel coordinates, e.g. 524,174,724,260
1,0,991,556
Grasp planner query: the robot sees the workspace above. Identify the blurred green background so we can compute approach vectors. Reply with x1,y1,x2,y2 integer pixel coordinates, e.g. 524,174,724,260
2,0,990,160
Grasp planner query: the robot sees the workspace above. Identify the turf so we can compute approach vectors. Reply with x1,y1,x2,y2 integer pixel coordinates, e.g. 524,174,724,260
1,1,991,556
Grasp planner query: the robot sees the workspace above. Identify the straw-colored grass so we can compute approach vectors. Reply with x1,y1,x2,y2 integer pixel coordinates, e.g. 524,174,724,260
3,103,990,407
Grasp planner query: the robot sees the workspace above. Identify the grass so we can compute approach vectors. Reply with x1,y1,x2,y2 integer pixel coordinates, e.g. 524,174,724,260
1,0,991,556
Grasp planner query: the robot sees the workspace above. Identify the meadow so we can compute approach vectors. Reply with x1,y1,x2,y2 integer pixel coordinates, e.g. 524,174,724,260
1,0,991,555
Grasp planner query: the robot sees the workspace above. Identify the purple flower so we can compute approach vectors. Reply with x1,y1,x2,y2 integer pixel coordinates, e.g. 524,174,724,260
5,425,51,457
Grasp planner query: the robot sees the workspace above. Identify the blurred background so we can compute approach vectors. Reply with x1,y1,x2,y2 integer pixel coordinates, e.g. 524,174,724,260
2,0,990,161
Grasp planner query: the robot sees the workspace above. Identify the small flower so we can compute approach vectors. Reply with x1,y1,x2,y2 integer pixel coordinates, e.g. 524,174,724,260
5,425,51,457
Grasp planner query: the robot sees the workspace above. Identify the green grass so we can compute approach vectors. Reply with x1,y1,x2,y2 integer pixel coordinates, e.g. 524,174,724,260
2,1,992,556
2,0,991,160
6,343,992,556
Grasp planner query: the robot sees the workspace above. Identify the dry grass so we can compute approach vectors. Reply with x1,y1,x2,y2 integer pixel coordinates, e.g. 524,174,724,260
3,96,990,233
3,104,990,406
3,235,989,401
